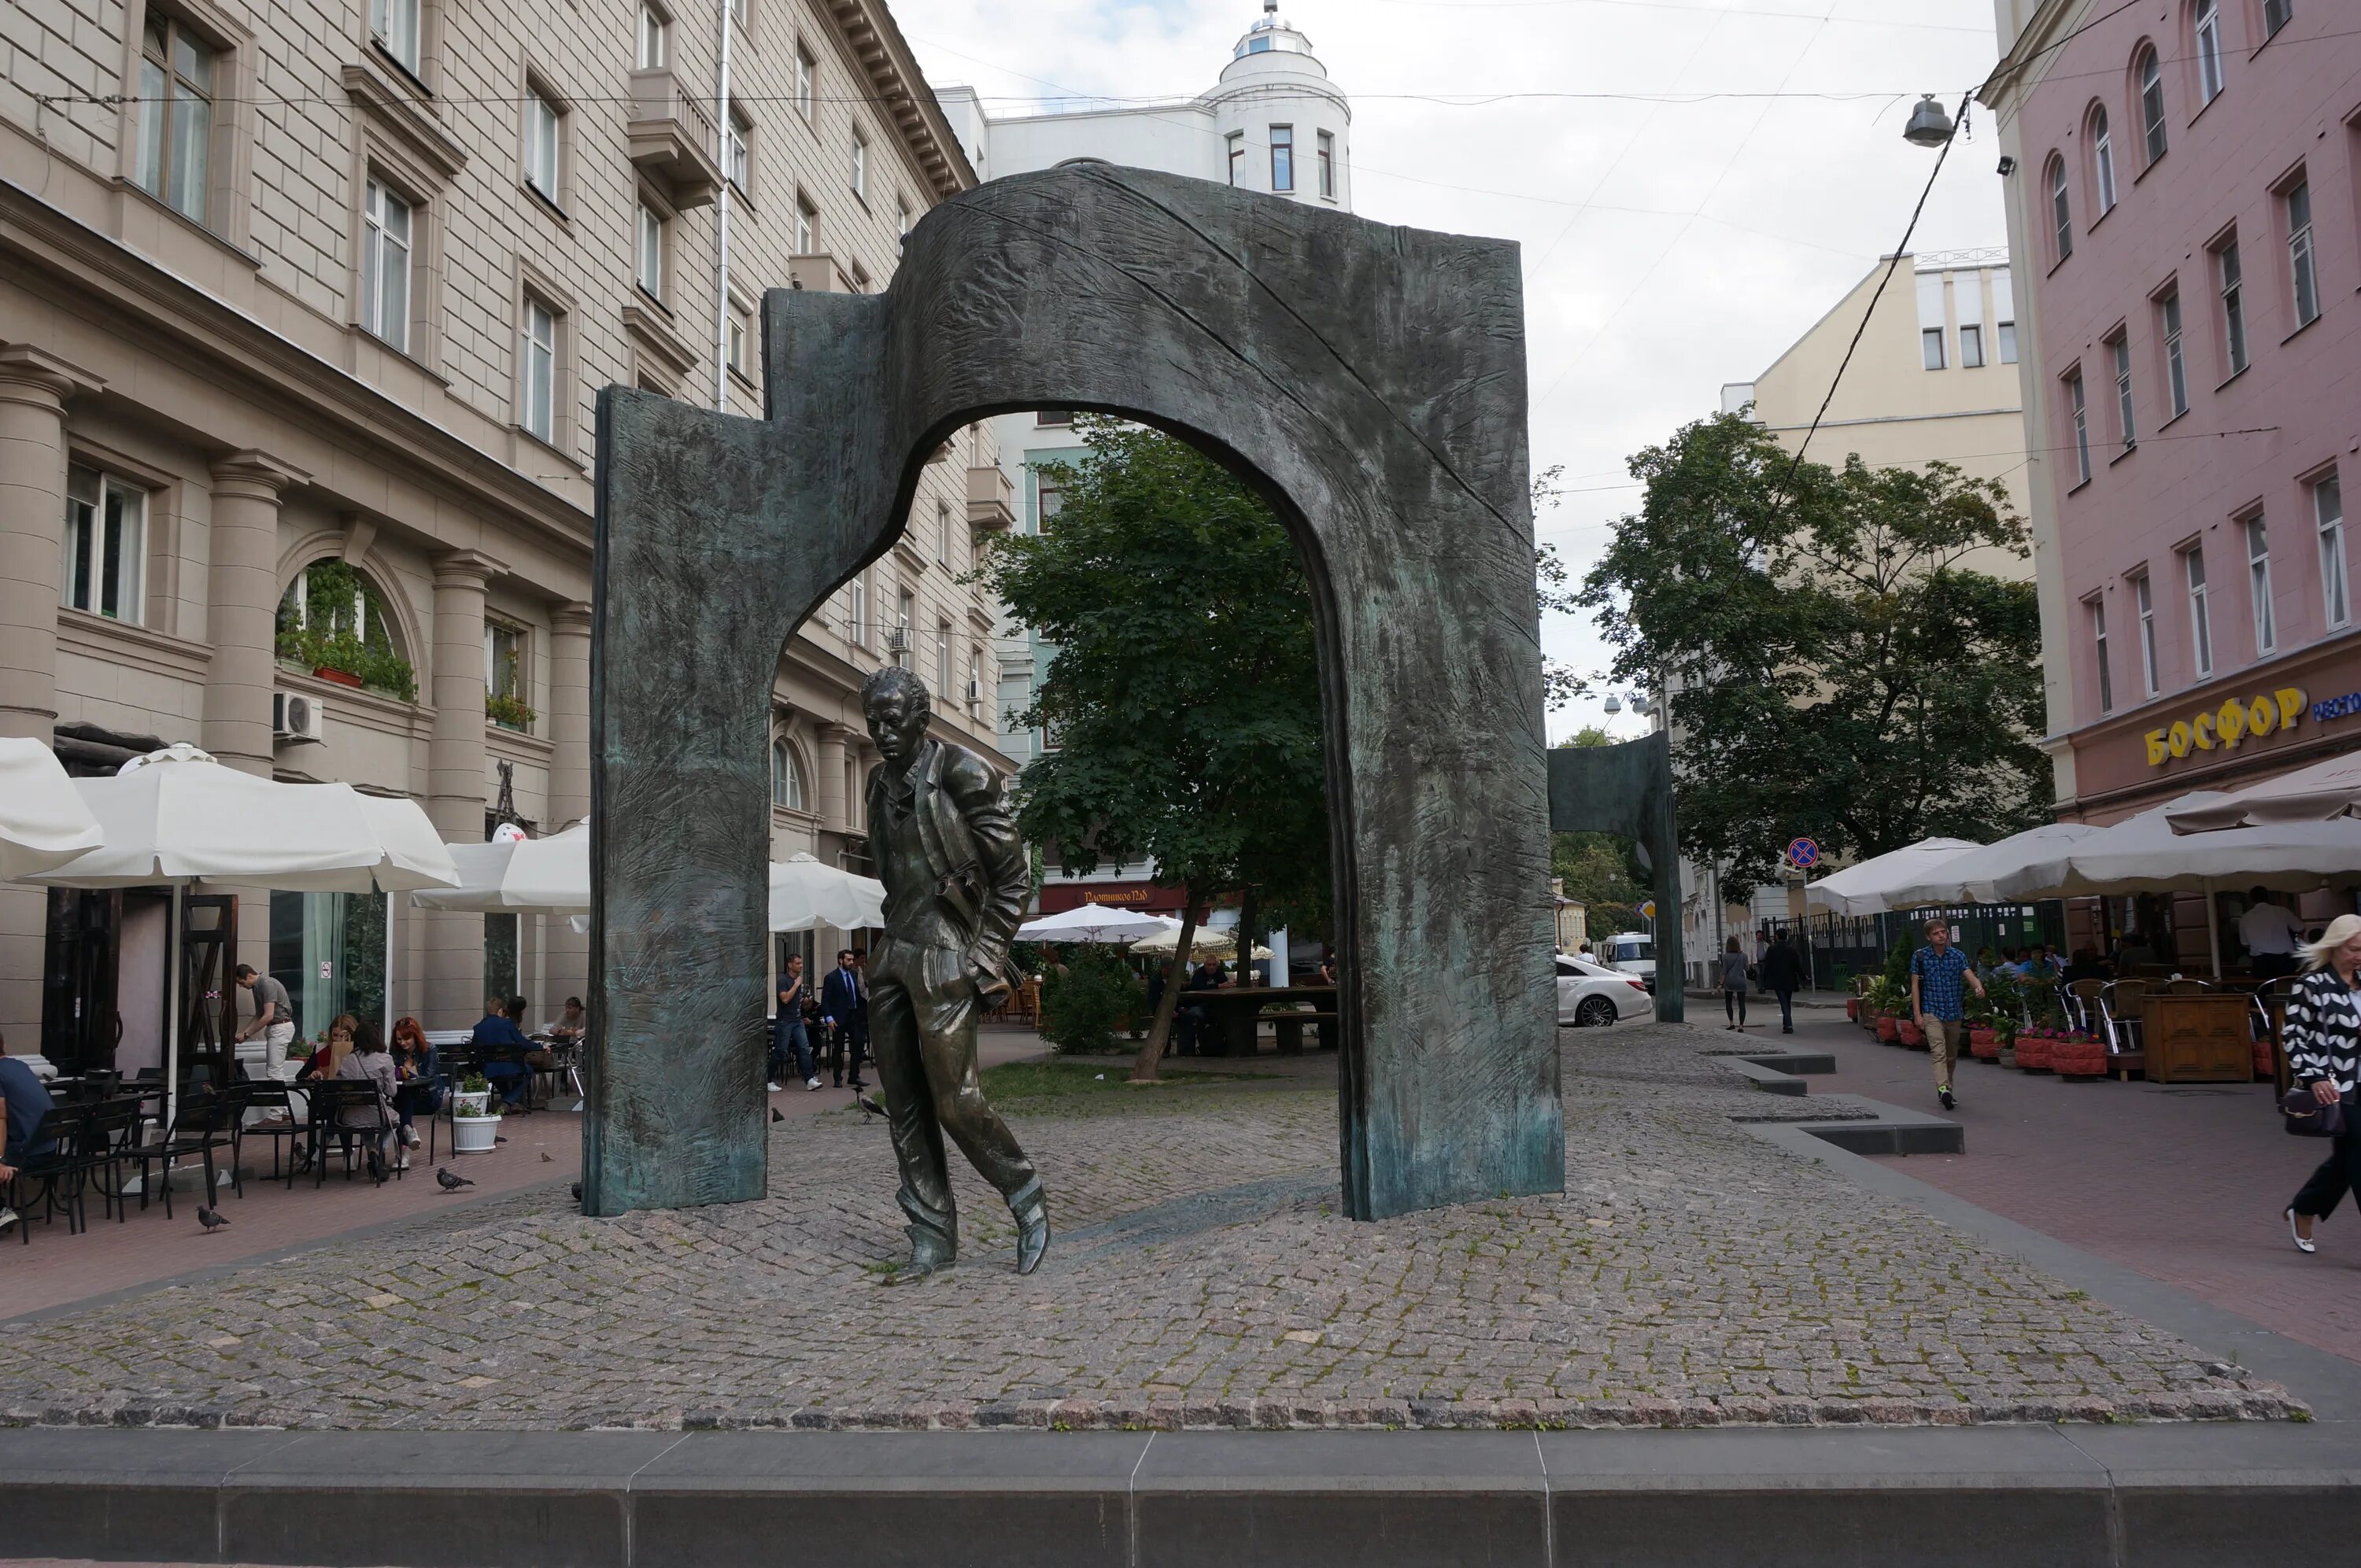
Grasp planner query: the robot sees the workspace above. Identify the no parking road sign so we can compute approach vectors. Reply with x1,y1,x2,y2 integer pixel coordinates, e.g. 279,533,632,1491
1784,837,1820,871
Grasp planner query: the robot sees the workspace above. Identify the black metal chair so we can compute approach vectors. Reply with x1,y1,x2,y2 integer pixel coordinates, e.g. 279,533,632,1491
228,1079,308,1187
6,1106,88,1242
305,1080,398,1186
124,1090,238,1219
76,1097,146,1224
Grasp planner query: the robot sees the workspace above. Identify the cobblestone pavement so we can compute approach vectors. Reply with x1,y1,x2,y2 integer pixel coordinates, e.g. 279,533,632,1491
0,1024,2300,1431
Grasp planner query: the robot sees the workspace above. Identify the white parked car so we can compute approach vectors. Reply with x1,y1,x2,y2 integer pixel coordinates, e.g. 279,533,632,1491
1556,954,1654,1028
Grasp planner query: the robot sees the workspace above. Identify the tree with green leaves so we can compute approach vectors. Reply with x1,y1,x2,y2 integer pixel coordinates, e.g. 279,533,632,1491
977,419,1328,1081
1576,412,2046,900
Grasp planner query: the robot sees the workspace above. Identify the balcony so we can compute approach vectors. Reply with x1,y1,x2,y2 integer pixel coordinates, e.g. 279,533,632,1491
788,253,857,293
966,465,1014,530
627,68,721,209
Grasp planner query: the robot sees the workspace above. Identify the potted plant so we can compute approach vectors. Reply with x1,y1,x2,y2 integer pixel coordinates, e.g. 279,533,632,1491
452,1083,502,1155
275,560,419,701
2014,1024,2053,1073
485,690,538,731
451,1071,492,1119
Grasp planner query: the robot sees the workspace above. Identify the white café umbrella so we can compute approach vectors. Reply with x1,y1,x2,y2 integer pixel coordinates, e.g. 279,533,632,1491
1131,924,1272,962
1803,838,1982,917
416,826,885,933
2167,752,2361,832
31,743,458,1131
0,736,104,879
1016,904,1175,943
1882,821,2103,909
769,854,885,933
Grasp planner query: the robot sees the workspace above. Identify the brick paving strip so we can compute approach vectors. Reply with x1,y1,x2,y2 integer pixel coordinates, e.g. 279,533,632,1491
0,1024,2301,1432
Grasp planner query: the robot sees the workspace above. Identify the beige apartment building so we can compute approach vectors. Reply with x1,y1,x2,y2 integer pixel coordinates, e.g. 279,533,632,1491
0,0,1015,1072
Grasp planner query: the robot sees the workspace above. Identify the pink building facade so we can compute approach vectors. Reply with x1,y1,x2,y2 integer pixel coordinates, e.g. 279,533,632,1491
1984,0,2361,827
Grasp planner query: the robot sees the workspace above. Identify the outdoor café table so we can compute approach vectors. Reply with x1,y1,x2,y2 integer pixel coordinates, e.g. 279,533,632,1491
1186,986,1339,1057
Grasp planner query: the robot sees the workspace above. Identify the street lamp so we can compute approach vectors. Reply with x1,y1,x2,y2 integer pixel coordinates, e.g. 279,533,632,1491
1902,94,1956,149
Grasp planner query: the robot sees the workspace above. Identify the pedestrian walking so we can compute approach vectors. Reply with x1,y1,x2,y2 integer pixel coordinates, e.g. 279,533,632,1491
2242,887,2306,981
821,948,869,1090
1760,931,1805,1035
770,954,818,1091
2281,914,2361,1254
1719,936,1750,1030
1909,917,1984,1112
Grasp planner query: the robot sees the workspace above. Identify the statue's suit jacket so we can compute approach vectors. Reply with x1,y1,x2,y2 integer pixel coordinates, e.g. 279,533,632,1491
864,737,1030,991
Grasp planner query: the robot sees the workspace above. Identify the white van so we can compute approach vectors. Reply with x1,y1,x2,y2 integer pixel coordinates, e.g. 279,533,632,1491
1599,932,1656,992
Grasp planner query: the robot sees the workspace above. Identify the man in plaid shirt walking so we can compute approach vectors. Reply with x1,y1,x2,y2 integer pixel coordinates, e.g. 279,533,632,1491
1909,917,1985,1112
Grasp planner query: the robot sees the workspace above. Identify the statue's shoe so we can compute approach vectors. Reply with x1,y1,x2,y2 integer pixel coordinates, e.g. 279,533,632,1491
897,1227,957,1281
1010,1178,1050,1275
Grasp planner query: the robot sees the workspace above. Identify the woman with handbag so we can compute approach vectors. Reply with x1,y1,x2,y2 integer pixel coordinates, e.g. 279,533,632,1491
2282,913,2361,1253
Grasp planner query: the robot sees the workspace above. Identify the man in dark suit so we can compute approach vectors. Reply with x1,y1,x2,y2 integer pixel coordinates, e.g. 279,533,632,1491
820,949,868,1090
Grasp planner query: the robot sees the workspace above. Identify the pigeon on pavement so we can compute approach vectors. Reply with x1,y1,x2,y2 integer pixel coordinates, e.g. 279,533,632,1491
436,1166,475,1191
856,1092,887,1120
197,1206,230,1232
770,1107,785,1123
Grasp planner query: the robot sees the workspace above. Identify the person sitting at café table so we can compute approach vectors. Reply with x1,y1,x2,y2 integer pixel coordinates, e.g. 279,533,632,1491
542,996,589,1044
296,1014,359,1080
0,1028,60,1236
471,995,538,1109
334,1019,403,1172
387,1016,439,1150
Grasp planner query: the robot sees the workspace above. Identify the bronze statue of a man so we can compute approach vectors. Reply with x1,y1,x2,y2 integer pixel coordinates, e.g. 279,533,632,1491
859,665,1048,1277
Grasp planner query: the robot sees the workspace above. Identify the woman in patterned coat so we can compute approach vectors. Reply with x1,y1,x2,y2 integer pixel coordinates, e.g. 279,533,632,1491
2284,913,2361,1253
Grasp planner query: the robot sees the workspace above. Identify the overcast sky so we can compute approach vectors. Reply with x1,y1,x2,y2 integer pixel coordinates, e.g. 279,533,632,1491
889,0,2009,742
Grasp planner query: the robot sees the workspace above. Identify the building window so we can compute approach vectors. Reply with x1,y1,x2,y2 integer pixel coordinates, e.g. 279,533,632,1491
851,131,868,199
524,90,560,205
1035,410,1072,428
794,43,815,120
2160,290,2188,419
1317,130,1336,198
2138,47,2167,164
936,500,951,567
61,465,146,624
2263,0,2292,37
1920,327,1945,371
1959,323,1983,368
636,201,664,301
726,113,749,194
1226,132,1244,186
2320,474,2350,629
728,300,752,376
360,179,413,352
893,588,914,662
1997,319,2018,363
2067,370,2091,485
968,651,984,712
848,573,866,647
637,2,667,68
2195,0,2223,104
2184,545,2213,678
485,622,527,728
1270,125,1295,192
2245,513,2275,655
134,16,214,223
369,0,419,74
2216,236,2247,374
771,738,803,810
520,296,557,442
2089,597,2114,714
1036,477,1062,531
2286,179,2319,328
896,194,912,238
2134,571,2160,696
2090,106,2116,214
2109,333,2135,449
2048,156,2072,262
934,618,951,697
793,195,815,254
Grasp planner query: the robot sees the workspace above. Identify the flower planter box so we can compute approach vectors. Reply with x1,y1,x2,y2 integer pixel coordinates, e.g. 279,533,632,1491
2014,1035,2052,1072
1875,1016,1899,1043
312,666,365,688
453,1112,501,1154
1897,1022,1925,1049
1968,1028,2000,1061
1845,998,1860,1022
451,1090,490,1118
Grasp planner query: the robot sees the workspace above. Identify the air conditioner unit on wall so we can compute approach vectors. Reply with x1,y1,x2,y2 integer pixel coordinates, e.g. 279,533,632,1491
965,678,982,708
272,692,325,743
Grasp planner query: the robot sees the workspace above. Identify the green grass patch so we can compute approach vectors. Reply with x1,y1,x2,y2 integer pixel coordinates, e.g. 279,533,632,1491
981,1060,1277,1099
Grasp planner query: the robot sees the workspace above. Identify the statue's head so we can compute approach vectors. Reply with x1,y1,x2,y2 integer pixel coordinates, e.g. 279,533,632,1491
862,665,931,766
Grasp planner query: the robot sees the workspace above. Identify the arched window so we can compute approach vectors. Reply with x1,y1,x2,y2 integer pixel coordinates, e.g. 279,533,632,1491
2089,105,2116,214
2047,155,2073,262
275,558,416,702
2193,0,2223,105
2137,47,2167,164
771,736,804,811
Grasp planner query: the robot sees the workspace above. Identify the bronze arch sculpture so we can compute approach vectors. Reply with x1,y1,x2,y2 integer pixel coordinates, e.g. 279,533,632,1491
586,165,1561,1223
1548,732,1686,1024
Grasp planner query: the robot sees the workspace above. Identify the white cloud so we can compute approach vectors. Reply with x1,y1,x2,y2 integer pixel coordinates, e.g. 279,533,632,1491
892,0,2006,741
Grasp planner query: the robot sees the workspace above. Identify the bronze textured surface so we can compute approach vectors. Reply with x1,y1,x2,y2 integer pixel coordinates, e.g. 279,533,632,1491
590,165,1561,1221
1546,732,1687,1024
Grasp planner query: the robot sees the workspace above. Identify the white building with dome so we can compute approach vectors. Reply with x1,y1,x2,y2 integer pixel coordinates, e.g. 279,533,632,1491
936,0,1356,769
